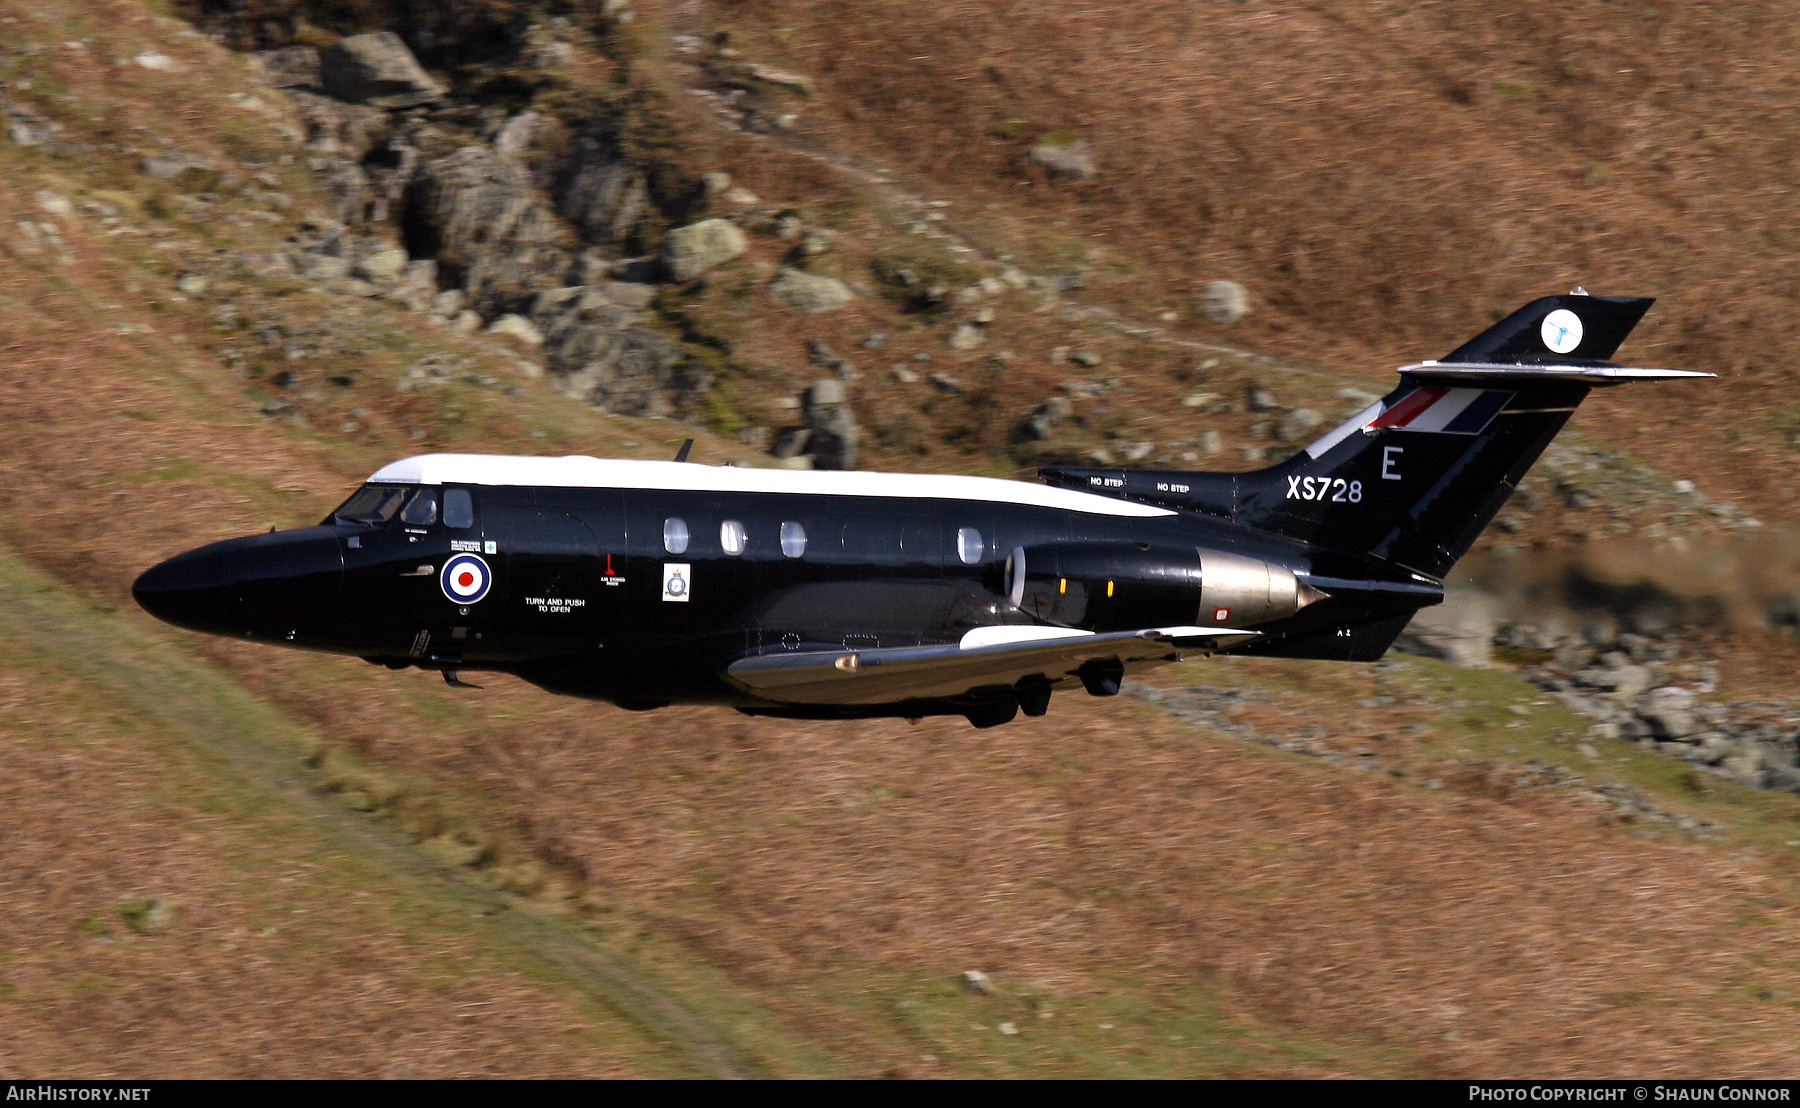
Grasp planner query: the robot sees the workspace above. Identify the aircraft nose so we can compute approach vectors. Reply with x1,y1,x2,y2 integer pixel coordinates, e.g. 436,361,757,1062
133,545,237,632
133,529,343,635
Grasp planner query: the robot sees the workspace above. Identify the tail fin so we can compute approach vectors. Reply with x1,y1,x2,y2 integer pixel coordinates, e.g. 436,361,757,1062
1041,294,1712,580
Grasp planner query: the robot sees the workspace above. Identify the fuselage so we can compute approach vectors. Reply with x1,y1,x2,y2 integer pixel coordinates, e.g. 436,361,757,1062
133,454,1439,719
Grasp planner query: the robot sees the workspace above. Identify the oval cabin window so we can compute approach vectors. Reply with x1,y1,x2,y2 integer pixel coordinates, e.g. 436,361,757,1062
956,527,984,565
663,517,690,554
720,519,746,556
780,521,807,558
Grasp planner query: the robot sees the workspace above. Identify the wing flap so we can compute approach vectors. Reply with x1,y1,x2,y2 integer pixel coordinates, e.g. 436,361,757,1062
725,626,1257,705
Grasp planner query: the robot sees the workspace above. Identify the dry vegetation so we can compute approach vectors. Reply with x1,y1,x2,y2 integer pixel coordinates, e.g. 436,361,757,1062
705,0,1800,519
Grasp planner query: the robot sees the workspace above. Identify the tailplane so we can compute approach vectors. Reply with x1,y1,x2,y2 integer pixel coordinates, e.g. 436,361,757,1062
1041,293,1712,580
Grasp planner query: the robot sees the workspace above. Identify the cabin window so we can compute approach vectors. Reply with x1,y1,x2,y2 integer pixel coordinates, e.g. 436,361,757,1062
331,485,409,524
780,521,807,558
442,488,474,529
956,527,984,565
721,519,747,556
663,517,690,554
400,488,438,526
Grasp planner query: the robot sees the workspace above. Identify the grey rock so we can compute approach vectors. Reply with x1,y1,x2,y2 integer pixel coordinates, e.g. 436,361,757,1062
798,228,836,256
429,287,466,320
928,373,965,394
802,379,858,470
118,897,177,934
1572,663,1654,700
554,327,704,417
556,136,650,245
769,268,853,313
962,970,997,996
770,427,812,459
661,218,748,282
1070,350,1102,368
389,259,439,312
1393,587,1498,668
1029,140,1097,181
1276,408,1323,442
173,273,209,296
2,96,59,148
1015,396,1073,442
1198,429,1223,455
138,152,211,181
1200,279,1250,325
252,46,320,90
297,254,351,283
1764,764,1800,794
353,247,408,283
319,32,445,109
410,146,573,316
486,314,544,345
531,285,708,418
492,110,541,161
947,324,984,350
1123,441,1155,463
1721,747,1767,785
595,280,658,310
1247,386,1280,412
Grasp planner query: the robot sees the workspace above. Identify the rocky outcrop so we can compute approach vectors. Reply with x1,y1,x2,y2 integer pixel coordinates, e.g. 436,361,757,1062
530,286,708,418
555,133,650,246
319,32,445,109
406,145,574,317
252,46,320,90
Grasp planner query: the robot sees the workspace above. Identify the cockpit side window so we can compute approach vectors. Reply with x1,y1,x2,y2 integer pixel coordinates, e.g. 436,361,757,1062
330,485,410,524
442,488,474,529
400,488,438,526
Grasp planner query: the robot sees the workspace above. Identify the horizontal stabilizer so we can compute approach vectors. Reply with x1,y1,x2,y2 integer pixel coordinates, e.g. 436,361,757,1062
725,626,1258,706
1400,361,1716,386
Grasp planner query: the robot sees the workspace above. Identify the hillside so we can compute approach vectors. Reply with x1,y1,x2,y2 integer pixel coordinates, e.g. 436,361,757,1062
4,0,1800,1078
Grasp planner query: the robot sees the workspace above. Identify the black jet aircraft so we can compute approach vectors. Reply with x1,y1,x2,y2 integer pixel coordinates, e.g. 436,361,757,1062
134,293,1710,727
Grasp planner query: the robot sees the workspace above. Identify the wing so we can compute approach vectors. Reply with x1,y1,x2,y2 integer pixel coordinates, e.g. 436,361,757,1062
723,625,1258,706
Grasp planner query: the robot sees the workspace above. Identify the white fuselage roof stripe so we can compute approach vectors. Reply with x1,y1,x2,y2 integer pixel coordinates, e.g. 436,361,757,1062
367,454,1175,519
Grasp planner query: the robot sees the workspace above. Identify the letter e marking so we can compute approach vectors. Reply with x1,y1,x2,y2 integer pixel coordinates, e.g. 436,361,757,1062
1382,445,1404,481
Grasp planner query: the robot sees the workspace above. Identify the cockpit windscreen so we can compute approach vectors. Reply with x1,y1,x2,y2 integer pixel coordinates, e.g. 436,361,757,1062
328,485,412,524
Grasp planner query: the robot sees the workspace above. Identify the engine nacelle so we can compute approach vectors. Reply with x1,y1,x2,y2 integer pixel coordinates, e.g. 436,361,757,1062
1004,543,1318,631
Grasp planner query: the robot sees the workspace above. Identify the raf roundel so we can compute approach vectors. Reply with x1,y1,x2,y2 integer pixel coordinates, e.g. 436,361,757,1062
1540,308,1584,355
440,553,492,604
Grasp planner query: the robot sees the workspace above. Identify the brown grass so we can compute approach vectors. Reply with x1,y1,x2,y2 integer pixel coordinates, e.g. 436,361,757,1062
689,0,1800,520
0,662,651,1078
7,0,1800,1076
